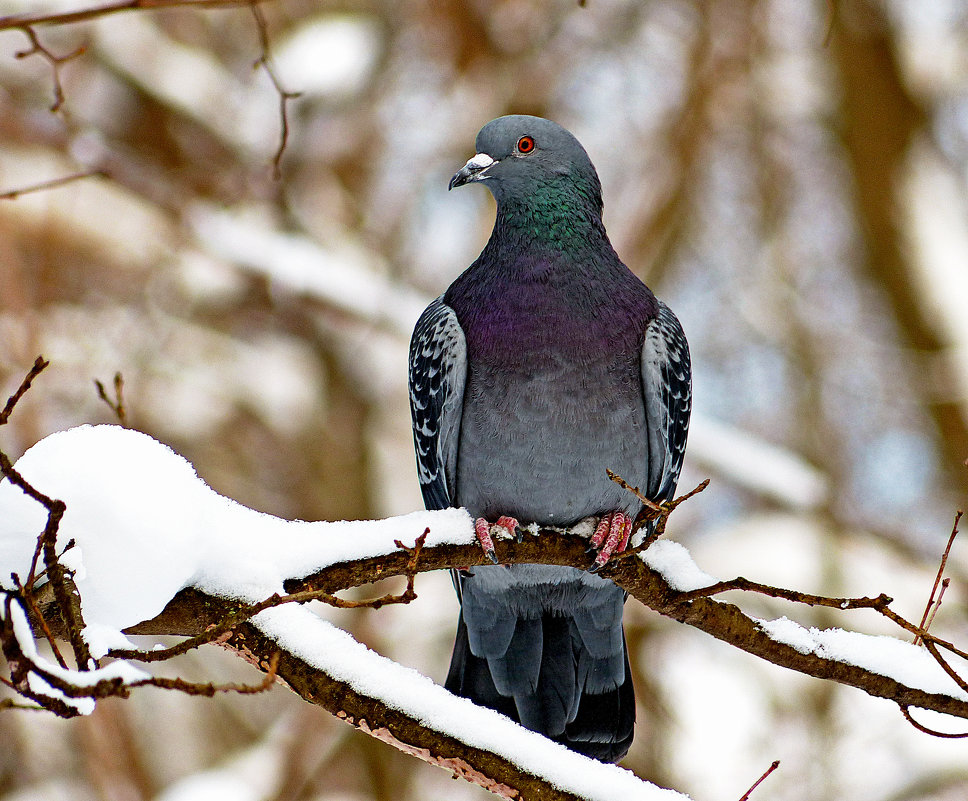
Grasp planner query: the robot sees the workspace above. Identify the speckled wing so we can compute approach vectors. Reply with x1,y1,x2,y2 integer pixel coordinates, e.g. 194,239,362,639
641,300,692,505
408,295,468,511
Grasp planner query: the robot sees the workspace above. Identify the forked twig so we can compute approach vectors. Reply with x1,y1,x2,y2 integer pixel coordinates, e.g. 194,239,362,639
604,471,710,561
15,25,85,111
914,511,960,646
2,597,282,718
94,372,127,426
248,1,301,178
107,530,427,664
0,0,274,30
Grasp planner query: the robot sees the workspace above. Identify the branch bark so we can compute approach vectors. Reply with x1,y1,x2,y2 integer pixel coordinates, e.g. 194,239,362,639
118,530,968,729
9,494,968,798
224,620,587,801
0,0,274,31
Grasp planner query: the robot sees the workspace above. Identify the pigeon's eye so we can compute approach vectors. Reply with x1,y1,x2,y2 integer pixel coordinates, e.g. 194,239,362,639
516,136,536,154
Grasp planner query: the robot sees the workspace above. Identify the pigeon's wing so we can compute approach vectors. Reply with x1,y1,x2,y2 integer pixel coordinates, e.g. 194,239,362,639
408,295,468,511
640,300,692,504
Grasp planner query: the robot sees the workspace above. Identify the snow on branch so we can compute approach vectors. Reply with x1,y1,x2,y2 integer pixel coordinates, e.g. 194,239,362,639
0,435,684,801
1,360,968,799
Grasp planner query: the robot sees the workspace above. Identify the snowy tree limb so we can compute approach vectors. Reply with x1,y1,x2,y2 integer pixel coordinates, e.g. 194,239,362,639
220,618,594,801
7,505,968,795
1,363,965,798
114,530,968,723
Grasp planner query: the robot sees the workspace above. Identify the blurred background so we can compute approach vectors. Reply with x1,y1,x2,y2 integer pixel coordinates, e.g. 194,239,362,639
1,0,967,799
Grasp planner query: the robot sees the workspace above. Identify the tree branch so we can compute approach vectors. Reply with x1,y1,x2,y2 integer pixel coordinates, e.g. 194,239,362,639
0,0,274,31
13,25,86,111
78,527,963,798
2,361,966,799
247,1,300,179
222,619,591,801
117,532,968,721
10,510,967,798
0,170,107,201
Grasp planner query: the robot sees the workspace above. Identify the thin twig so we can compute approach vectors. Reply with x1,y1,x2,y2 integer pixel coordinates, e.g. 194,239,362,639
604,474,710,563
248,1,301,178
107,531,427,663
921,638,968,697
9,576,68,670
107,585,406,662
635,477,710,552
0,170,107,201
676,578,893,610
674,572,968,676
878,607,968,663
14,25,86,111
0,357,49,424
737,760,780,801
94,372,127,426
922,578,949,638
915,510,960,646
605,469,662,511
129,650,280,696
2,588,281,718
899,704,968,739
6,636,280,716
0,0,274,31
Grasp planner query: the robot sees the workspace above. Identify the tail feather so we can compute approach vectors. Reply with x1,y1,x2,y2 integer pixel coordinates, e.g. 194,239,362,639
572,603,624,658
445,609,635,763
566,643,635,754
445,615,518,721
487,617,543,697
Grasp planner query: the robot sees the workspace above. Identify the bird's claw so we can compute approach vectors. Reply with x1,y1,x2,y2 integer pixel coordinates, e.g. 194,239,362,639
474,516,519,564
587,511,633,572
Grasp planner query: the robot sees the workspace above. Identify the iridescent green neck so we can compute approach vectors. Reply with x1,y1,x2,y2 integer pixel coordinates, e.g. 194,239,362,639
493,177,606,249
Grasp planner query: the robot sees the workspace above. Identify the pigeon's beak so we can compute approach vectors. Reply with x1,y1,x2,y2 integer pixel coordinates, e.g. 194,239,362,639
449,153,496,190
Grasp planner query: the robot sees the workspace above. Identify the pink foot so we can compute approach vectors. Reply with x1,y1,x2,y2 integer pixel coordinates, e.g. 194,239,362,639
589,511,633,571
474,515,519,564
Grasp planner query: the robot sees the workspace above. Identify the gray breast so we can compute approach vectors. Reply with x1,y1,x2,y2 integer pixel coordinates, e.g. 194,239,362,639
455,348,648,524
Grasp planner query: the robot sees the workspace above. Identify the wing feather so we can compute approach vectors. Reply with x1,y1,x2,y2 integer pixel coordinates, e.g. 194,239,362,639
408,296,467,511
640,301,692,505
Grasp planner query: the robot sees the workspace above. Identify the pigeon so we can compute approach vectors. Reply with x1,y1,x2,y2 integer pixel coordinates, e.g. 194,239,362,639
408,115,691,762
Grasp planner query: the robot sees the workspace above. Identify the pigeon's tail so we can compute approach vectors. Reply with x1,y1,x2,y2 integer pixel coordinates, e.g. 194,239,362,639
445,605,635,763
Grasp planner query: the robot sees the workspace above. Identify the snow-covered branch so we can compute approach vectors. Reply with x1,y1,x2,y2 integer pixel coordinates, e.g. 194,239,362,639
132,522,968,725
2,417,967,797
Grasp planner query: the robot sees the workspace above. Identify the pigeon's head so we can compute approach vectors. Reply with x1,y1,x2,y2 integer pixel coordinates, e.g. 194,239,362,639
449,115,602,213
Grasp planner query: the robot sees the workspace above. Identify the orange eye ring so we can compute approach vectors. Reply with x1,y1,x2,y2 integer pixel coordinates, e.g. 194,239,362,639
516,135,536,154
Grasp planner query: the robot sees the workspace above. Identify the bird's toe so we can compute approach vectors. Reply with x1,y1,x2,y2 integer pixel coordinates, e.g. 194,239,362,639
588,512,633,571
474,516,519,563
